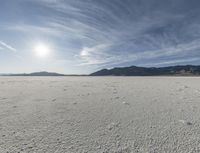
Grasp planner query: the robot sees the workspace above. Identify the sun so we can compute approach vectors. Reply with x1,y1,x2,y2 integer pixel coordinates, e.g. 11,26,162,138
34,43,50,58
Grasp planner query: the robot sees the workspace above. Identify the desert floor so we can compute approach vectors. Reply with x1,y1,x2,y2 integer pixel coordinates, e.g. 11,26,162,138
0,77,200,153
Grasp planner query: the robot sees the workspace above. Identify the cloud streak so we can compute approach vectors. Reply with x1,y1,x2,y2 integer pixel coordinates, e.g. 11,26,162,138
0,41,17,52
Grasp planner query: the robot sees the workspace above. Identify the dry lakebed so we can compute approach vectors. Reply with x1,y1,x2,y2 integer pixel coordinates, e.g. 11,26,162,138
0,77,200,153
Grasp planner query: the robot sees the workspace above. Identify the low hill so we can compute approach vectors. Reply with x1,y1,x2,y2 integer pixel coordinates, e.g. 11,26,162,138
2,71,65,76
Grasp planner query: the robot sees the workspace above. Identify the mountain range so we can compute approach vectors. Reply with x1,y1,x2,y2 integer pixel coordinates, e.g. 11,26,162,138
1,65,200,76
1,71,65,76
90,65,200,76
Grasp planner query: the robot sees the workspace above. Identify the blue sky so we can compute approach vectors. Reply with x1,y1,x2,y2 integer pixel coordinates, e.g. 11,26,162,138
1,0,200,74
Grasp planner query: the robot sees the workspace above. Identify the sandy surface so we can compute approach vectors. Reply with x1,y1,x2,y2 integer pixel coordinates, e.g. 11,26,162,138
0,77,200,153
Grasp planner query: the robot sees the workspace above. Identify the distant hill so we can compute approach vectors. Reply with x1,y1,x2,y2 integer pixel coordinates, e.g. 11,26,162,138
1,71,65,76
90,65,200,76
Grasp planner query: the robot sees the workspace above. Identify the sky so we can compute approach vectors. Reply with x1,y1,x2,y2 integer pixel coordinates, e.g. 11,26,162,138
1,0,200,74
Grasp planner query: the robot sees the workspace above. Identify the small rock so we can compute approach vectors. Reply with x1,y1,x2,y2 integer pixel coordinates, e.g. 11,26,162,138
28,146,33,149
97,145,101,149
122,101,129,105
107,122,119,130
179,120,186,124
179,120,192,125
69,145,74,149
186,122,192,125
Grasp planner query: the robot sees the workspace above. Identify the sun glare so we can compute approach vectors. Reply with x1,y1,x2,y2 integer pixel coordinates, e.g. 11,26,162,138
34,43,50,58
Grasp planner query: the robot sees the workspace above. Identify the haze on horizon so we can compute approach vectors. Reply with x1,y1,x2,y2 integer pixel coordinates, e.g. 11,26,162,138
1,0,200,74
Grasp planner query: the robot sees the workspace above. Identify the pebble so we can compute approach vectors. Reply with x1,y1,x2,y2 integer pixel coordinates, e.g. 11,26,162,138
122,101,130,105
179,120,192,125
107,122,119,130
186,122,192,125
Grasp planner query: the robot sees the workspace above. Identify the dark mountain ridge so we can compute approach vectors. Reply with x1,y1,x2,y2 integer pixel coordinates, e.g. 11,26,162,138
90,65,200,76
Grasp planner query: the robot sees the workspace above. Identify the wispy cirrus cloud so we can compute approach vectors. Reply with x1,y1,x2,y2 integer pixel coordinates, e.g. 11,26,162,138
5,24,62,37
143,57,200,67
0,41,17,52
0,40,22,60
78,38,200,67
